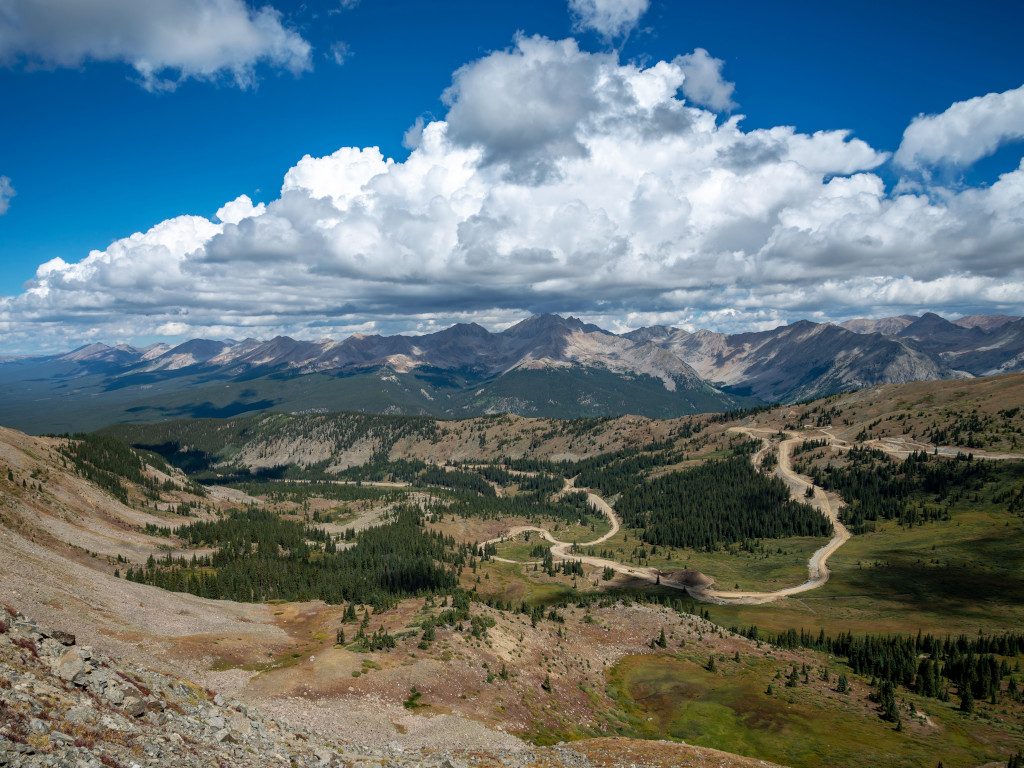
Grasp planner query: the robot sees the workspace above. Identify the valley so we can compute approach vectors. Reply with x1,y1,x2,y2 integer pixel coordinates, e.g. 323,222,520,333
2,374,1024,766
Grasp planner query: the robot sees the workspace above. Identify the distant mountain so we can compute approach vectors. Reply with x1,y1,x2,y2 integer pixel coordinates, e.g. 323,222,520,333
841,313,1020,335
141,339,232,371
628,320,945,402
895,312,987,357
953,314,1020,331
937,317,1024,375
59,342,140,365
124,314,712,390
839,315,917,335
630,312,1024,399
1,312,1022,433
0,314,741,432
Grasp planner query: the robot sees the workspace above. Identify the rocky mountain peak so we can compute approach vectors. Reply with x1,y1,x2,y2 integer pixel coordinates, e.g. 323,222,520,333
59,342,124,362
502,313,603,338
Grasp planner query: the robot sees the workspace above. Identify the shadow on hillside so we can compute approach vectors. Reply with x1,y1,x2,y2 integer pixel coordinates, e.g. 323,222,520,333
126,398,277,419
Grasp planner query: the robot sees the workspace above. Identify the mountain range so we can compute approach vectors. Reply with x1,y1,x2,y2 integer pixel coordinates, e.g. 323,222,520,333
1,312,1022,432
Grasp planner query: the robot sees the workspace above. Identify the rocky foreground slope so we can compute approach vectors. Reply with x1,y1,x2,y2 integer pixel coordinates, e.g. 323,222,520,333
0,609,779,768
1,608,355,768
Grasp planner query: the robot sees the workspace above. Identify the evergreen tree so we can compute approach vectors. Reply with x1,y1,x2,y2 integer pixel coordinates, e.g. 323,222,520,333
837,674,850,694
960,684,974,714
786,667,799,687
878,680,899,722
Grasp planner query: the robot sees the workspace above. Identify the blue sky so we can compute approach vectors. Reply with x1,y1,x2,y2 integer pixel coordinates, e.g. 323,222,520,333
1,0,1023,350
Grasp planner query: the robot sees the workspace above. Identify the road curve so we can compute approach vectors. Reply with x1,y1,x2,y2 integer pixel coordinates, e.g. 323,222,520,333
870,436,1024,461
817,426,1024,461
481,429,853,605
684,428,851,605
483,478,622,565
688,422,1022,604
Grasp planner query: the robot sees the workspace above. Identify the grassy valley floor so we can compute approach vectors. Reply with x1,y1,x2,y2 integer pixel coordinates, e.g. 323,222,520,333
592,528,827,593
605,651,1023,768
704,498,1024,637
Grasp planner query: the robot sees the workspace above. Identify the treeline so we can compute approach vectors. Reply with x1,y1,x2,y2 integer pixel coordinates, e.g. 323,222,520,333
572,450,683,497
571,438,761,499
798,448,999,532
616,455,831,549
227,479,396,503
418,465,495,496
471,465,518,486
429,489,597,525
498,440,685,496
924,407,1024,450
470,465,564,496
791,404,844,429
127,506,461,608
60,432,165,503
743,625,1024,708
338,457,496,496
515,472,566,496
707,404,773,424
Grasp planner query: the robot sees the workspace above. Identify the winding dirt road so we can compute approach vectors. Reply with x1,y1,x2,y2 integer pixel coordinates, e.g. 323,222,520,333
817,426,1024,461
684,429,852,605
484,479,622,564
481,429,853,605
677,425,1017,604
484,499,675,587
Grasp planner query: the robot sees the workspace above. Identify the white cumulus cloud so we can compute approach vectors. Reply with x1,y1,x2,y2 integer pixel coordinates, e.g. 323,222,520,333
0,0,312,90
216,194,266,225
677,48,736,112
569,0,649,40
281,146,394,207
895,83,1024,169
1,35,1023,352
